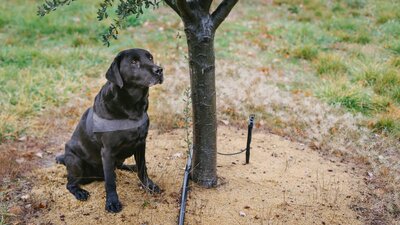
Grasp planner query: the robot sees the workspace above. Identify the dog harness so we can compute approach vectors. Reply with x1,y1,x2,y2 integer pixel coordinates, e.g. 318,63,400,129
87,108,148,133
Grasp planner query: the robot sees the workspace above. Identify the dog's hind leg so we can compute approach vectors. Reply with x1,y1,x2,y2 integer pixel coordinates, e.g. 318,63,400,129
64,143,90,201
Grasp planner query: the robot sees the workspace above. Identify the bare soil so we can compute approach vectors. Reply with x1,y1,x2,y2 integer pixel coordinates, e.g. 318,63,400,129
28,126,365,225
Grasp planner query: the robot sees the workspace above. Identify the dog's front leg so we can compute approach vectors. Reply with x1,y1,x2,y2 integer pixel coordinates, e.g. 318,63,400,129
134,143,161,194
101,147,122,213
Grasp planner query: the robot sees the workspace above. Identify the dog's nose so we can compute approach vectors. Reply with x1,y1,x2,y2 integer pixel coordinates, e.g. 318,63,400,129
153,66,163,76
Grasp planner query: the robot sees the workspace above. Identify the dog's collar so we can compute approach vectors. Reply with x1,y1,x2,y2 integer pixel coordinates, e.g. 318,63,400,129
87,108,148,133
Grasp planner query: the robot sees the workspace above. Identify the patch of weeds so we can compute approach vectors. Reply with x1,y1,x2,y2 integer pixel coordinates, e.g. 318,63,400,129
353,31,371,44
344,0,366,9
373,69,400,102
0,121,23,142
0,48,37,68
141,200,150,209
380,20,400,38
352,63,383,86
325,18,371,44
331,2,345,13
385,40,400,55
375,1,400,24
300,0,333,20
315,53,347,77
291,44,319,60
270,21,334,48
352,62,400,103
0,17,9,29
390,56,400,68
317,82,387,114
373,116,400,137
326,18,360,31
288,5,299,14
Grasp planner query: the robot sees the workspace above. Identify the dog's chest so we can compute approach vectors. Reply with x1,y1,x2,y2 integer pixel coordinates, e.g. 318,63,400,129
115,130,147,159
113,122,149,155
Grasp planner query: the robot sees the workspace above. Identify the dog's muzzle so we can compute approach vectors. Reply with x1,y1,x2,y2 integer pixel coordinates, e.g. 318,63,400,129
153,66,164,84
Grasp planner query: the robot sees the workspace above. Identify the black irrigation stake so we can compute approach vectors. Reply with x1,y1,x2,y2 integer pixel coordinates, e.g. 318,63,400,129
178,147,193,225
246,114,255,164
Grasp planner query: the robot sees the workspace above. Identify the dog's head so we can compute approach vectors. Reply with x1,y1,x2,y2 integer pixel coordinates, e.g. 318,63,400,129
106,49,163,88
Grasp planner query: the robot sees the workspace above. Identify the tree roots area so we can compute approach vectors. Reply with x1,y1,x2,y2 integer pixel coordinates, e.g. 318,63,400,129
29,126,364,224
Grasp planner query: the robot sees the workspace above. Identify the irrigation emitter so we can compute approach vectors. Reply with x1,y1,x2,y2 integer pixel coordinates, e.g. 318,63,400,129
245,114,255,164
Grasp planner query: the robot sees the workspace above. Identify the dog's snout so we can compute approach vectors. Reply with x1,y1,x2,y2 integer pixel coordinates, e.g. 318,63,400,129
153,66,163,76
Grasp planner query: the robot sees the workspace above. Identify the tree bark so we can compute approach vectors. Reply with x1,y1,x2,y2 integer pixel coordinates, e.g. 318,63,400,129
166,0,238,188
185,18,217,187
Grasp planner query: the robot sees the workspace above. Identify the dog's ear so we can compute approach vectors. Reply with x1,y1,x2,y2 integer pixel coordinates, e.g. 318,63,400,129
106,55,123,88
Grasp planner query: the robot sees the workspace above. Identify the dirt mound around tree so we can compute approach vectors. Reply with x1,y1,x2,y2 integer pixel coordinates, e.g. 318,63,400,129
29,126,364,224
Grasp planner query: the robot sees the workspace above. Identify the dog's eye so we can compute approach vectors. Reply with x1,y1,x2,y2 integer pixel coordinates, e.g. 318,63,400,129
149,56,153,61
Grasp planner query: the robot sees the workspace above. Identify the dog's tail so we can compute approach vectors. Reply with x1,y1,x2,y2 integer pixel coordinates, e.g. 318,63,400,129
55,154,66,165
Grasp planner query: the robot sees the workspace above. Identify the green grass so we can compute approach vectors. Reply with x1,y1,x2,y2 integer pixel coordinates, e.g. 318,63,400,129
317,81,390,114
386,40,400,55
315,53,348,76
269,0,400,137
373,116,400,136
351,62,400,103
291,44,319,60
374,0,400,24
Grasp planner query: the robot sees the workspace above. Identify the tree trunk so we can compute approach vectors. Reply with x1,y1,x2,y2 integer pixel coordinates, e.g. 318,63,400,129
164,0,239,188
185,26,217,187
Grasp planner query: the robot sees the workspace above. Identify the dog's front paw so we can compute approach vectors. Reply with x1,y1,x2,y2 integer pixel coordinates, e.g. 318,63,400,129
73,188,90,201
141,179,161,194
105,196,122,213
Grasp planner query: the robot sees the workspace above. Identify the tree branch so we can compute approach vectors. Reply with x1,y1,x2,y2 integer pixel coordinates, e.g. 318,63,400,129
164,0,181,17
211,0,238,30
199,0,212,12
177,0,194,21
37,0,76,16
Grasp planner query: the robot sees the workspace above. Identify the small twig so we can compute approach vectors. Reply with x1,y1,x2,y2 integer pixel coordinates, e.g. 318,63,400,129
182,87,192,154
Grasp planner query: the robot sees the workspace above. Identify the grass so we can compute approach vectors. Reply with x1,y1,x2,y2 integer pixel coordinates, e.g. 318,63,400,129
317,82,390,114
270,0,400,138
374,116,400,136
291,44,319,60
315,53,347,76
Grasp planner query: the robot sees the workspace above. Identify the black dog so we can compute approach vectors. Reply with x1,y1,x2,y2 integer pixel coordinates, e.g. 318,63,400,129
56,48,163,213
